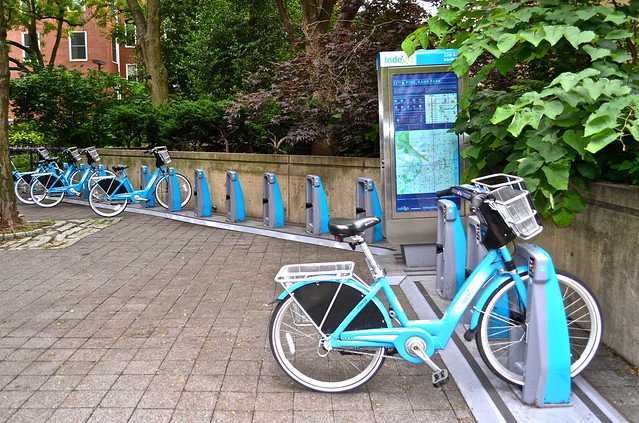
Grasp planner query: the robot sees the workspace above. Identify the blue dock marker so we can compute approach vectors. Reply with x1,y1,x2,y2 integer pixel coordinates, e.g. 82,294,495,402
226,171,246,223
167,167,182,212
194,169,212,217
263,173,285,227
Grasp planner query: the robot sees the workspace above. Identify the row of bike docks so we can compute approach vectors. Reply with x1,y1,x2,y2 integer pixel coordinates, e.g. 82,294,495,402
13,148,609,416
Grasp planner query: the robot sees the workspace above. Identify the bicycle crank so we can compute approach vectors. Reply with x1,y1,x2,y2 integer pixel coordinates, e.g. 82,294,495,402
405,337,449,387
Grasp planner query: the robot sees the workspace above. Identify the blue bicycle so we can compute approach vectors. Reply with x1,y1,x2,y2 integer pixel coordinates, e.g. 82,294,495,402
11,147,57,204
29,147,114,208
269,174,602,392
87,146,192,217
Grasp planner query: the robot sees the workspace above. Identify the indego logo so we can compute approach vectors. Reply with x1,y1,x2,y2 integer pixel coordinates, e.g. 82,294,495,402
384,55,415,65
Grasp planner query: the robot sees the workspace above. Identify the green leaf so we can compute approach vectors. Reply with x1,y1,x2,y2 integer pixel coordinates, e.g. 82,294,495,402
605,29,634,40
518,153,545,176
495,56,517,76
541,26,565,46
586,128,618,153
581,78,605,101
563,27,596,48
552,208,574,227
538,140,567,163
576,9,598,21
584,113,618,137
629,122,639,140
491,104,517,124
542,100,564,119
582,44,611,61
497,33,518,52
603,10,629,25
563,130,589,158
520,28,545,46
563,190,586,213
451,56,470,76
543,162,570,190
401,39,416,57
577,161,601,180
508,108,534,136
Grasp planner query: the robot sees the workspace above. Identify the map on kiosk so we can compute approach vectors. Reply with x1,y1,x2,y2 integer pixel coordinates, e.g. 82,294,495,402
392,72,460,212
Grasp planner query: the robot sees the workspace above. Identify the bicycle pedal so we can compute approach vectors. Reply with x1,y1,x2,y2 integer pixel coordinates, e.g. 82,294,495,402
432,369,449,387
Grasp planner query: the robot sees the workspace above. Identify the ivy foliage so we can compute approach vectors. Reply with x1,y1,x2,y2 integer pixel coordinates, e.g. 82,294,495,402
403,0,639,226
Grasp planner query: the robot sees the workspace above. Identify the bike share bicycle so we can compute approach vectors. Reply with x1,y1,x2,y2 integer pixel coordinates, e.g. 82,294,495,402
87,146,192,217
12,147,57,205
29,147,115,208
268,174,602,393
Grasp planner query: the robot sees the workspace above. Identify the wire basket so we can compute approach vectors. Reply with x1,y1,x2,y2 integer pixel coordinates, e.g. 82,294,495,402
36,147,50,161
275,261,355,289
85,147,101,164
472,174,542,240
156,147,172,165
66,147,82,163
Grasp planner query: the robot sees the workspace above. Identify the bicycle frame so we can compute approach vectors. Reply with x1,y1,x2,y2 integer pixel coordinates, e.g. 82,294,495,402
106,166,166,203
278,241,534,365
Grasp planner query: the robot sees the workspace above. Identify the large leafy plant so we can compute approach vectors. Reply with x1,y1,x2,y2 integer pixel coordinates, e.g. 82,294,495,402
403,0,639,226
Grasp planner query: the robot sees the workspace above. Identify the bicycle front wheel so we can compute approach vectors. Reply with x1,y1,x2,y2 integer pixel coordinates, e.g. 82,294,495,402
88,179,129,217
30,175,65,207
269,282,388,393
476,271,602,386
14,176,35,204
154,173,192,209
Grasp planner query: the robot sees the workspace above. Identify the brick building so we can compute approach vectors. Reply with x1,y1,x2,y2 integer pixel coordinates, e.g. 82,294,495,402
6,7,137,80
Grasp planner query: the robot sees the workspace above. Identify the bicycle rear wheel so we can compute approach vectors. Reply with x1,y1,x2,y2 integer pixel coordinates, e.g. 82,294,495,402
269,282,388,393
476,271,602,386
154,173,192,209
30,174,65,207
88,178,129,217
14,176,35,204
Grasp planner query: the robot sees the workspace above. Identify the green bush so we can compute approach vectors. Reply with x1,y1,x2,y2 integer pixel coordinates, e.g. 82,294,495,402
404,0,639,226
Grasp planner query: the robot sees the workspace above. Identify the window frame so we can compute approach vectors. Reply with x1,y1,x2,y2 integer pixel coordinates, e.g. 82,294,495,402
69,31,88,61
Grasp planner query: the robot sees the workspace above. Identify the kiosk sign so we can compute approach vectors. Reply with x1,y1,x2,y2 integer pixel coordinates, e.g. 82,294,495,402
377,49,467,247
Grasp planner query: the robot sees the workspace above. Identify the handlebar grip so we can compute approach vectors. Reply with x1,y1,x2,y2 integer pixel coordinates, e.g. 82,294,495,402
436,188,453,197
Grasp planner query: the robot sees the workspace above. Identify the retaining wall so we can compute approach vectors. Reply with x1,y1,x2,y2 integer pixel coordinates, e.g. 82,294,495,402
533,182,639,366
97,149,381,225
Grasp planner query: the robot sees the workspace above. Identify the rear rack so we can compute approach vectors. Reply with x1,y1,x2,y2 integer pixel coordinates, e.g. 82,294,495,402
275,261,355,288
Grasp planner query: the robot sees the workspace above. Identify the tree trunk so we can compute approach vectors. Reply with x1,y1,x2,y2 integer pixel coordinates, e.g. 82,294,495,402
126,0,170,106
0,0,24,231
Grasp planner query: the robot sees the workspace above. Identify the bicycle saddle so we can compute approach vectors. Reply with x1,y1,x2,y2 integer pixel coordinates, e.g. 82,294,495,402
112,165,128,171
328,216,381,238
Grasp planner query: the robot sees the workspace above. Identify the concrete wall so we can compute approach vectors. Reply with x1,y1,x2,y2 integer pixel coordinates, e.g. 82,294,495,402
97,149,381,225
533,181,639,366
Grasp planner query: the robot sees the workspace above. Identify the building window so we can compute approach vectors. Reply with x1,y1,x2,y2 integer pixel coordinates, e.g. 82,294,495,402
111,39,118,63
69,31,87,61
22,32,39,60
124,21,136,47
126,64,139,81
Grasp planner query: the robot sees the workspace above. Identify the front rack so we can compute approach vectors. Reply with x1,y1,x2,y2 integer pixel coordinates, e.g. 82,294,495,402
155,147,172,166
84,147,101,164
66,147,82,163
472,173,542,240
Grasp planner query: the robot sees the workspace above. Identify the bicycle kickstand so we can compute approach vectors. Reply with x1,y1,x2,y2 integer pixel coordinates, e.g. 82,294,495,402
405,337,450,387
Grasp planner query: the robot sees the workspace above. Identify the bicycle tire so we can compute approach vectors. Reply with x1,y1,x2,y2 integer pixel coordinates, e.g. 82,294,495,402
476,270,602,386
88,178,129,217
14,176,35,204
269,282,388,393
30,174,65,207
154,173,192,209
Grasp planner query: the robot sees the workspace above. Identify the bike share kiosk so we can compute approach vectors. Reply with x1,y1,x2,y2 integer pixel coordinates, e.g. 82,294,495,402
377,49,467,266
263,173,285,228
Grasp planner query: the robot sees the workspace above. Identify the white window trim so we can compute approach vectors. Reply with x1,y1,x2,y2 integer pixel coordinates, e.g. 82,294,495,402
21,32,40,60
125,63,138,80
111,39,119,64
69,31,88,61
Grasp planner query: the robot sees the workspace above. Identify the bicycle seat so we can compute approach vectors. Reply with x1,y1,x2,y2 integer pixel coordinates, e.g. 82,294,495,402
112,165,128,171
328,216,381,238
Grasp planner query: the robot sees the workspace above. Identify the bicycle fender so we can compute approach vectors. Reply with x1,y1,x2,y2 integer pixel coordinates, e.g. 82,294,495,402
467,265,529,331
276,279,392,326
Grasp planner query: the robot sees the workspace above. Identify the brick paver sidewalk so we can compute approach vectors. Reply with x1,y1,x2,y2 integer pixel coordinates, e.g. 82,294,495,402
0,204,474,423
